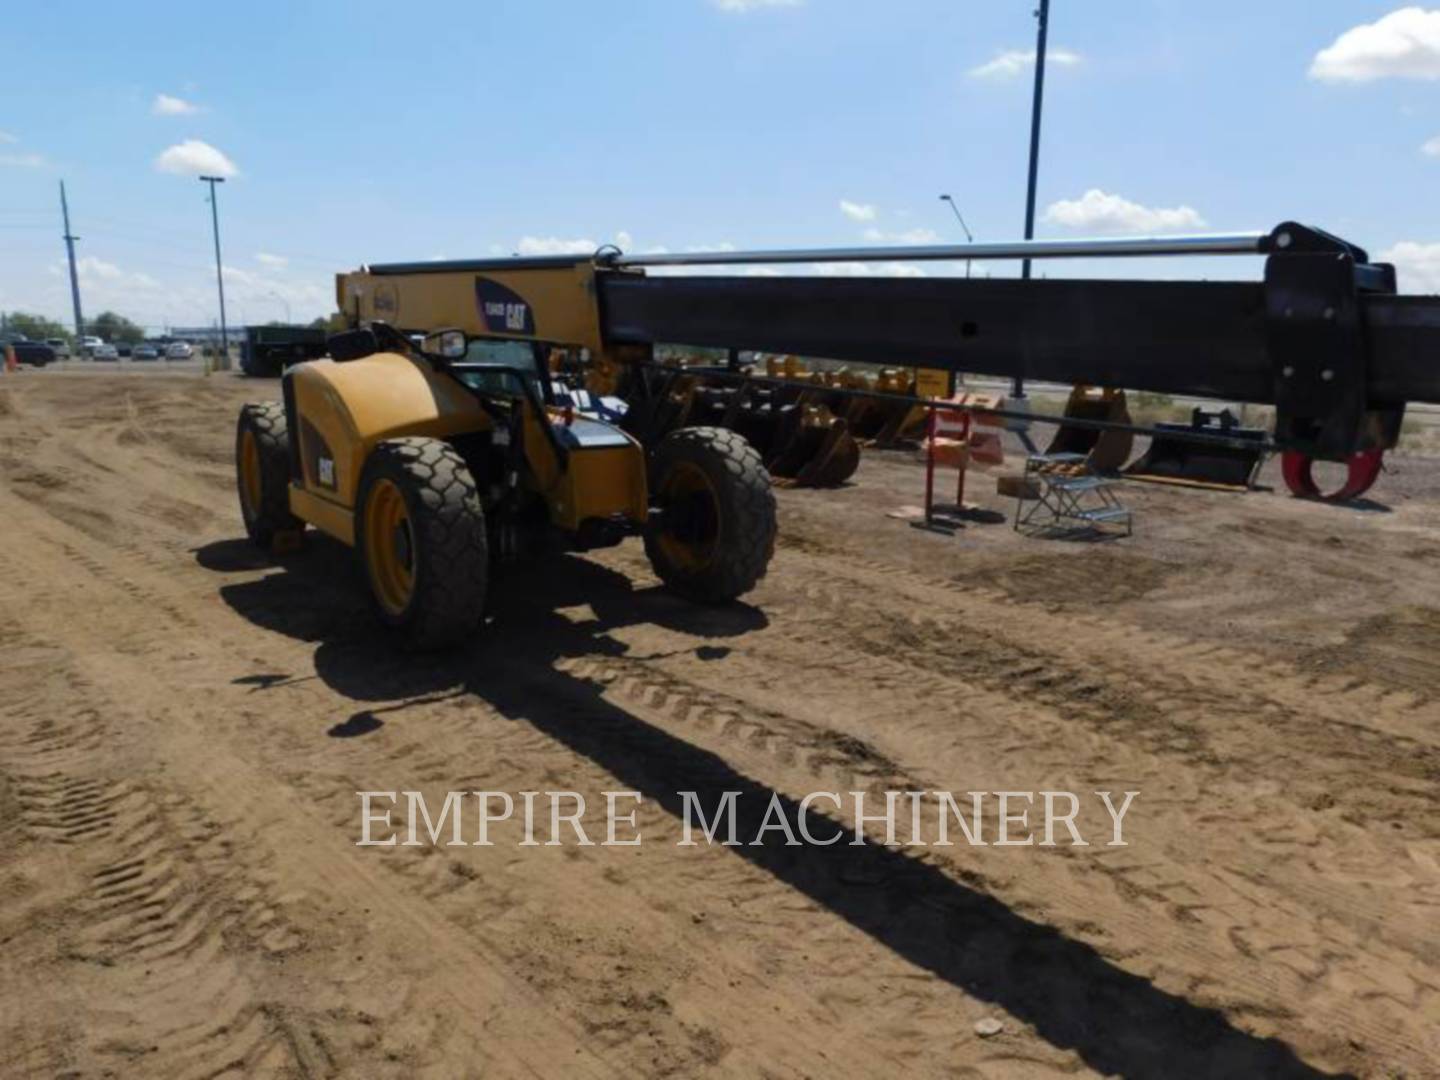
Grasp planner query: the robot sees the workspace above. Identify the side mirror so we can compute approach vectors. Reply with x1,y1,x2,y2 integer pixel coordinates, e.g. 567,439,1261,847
422,329,467,360
328,328,378,362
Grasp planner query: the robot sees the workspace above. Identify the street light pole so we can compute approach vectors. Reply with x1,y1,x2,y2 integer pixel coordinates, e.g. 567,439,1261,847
938,194,974,278
200,176,229,368
59,181,85,348
1016,0,1051,399
269,290,292,324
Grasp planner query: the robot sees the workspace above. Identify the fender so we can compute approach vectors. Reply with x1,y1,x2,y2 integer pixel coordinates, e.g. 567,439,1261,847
287,351,488,513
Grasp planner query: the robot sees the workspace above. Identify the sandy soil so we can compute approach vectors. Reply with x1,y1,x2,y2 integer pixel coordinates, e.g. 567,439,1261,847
0,368,1437,1078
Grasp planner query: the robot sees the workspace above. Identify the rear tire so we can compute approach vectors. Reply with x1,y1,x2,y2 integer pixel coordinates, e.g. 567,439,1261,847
644,426,776,602
236,402,302,548
356,438,488,650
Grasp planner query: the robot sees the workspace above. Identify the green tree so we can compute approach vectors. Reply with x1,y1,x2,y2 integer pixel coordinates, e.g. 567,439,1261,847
310,312,347,333
90,311,145,344
2,312,71,341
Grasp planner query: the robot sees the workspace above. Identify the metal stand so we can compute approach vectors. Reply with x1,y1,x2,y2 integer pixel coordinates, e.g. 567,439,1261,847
1014,453,1132,537
923,405,971,529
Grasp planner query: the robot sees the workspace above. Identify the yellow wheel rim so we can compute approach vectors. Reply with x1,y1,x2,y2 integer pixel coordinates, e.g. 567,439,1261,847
657,461,720,573
364,479,416,615
239,429,263,520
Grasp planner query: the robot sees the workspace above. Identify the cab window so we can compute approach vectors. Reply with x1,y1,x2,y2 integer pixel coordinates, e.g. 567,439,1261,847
456,338,543,398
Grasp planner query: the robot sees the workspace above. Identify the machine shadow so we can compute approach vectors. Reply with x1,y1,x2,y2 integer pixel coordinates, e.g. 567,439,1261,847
200,536,1343,1079
198,534,768,665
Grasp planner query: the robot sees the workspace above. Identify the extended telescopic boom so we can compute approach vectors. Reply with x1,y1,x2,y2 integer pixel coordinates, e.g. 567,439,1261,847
360,221,1439,463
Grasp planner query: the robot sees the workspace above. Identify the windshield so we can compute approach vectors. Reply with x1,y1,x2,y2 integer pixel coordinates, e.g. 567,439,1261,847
454,338,543,399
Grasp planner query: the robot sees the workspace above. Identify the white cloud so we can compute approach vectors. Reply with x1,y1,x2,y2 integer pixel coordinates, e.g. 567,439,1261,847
152,93,201,116
711,0,801,11
969,47,1081,80
255,252,289,269
1043,188,1205,233
154,139,238,178
78,256,125,281
839,199,877,222
516,231,658,257
1379,240,1440,292
815,261,926,278
0,152,46,168
862,226,940,245
1423,134,1440,156
74,256,162,293
0,131,16,144
1310,7,1440,82
516,236,599,256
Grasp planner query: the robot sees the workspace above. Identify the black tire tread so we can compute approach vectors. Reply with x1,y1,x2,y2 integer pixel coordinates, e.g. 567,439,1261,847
358,438,488,650
645,425,777,602
236,401,302,547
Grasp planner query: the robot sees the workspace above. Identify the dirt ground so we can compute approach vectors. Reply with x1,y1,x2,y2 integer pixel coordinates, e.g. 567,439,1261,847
1,368,1437,1079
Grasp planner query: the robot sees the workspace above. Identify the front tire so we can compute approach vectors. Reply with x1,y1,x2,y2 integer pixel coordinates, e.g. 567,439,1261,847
236,402,303,548
356,438,488,650
644,426,776,602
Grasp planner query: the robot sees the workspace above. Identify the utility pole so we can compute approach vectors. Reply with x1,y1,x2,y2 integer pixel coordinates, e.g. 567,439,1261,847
1017,0,1051,400
200,176,229,369
60,181,85,345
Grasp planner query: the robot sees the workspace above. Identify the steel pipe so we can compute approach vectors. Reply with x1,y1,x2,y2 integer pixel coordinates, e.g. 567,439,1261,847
608,232,1270,269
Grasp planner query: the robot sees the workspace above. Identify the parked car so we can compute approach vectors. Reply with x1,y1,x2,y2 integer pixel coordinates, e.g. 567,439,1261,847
165,341,194,360
116,342,133,358
10,341,57,366
79,335,104,357
132,343,160,361
92,342,119,361
44,338,71,359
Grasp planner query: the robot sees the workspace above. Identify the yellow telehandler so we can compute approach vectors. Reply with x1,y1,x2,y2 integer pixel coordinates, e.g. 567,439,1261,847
235,303,776,649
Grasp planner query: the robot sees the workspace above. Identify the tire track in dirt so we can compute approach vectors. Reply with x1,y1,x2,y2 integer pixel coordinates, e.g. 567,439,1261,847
579,543,1440,1071
553,634,1437,1074
0,449,1085,1075
750,548,1440,821
0,400,1046,1076
0,481,635,1077
0,616,326,1078
5,374,1439,1076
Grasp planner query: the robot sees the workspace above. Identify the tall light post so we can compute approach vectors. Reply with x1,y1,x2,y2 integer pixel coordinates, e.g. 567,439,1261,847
200,176,229,368
269,290,292,324
938,194,974,278
1016,0,1052,399
59,181,85,347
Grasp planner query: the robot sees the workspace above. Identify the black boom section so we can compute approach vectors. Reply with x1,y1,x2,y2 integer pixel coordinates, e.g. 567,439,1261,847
1366,295,1440,405
599,275,1274,403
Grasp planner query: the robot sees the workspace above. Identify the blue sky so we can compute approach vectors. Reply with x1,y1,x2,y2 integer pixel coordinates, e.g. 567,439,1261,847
2,1,1438,330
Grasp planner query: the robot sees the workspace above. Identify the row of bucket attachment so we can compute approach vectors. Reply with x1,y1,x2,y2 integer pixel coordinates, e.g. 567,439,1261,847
1045,386,1267,491
613,356,941,487
606,354,1269,492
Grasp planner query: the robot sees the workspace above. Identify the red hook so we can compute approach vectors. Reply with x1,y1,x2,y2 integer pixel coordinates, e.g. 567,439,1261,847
1281,448,1384,502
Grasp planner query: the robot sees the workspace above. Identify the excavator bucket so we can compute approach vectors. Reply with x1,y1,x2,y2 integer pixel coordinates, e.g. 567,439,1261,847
1045,385,1134,472
1123,407,1267,490
642,365,861,487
